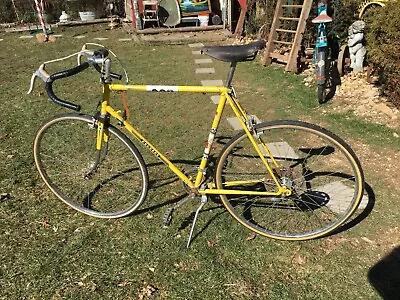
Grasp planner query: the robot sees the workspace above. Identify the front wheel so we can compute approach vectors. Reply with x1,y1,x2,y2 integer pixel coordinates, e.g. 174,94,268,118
215,120,364,240
33,113,149,218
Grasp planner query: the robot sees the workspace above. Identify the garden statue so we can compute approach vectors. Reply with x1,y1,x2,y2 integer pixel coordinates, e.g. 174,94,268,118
348,20,366,72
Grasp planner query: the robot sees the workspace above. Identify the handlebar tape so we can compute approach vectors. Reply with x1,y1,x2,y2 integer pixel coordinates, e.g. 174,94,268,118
45,62,90,111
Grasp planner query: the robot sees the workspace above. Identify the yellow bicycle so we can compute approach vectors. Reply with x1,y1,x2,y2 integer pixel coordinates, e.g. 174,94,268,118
29,41,364,245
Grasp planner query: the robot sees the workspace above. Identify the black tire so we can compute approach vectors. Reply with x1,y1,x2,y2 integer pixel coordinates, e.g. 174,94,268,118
318,84,327,104
318,60,338,104
337,45,350,76
215,120,364,240
33,113,149,218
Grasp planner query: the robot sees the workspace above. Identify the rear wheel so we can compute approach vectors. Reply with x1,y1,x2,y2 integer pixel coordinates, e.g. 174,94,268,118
215,120,364,240
33,113,148,218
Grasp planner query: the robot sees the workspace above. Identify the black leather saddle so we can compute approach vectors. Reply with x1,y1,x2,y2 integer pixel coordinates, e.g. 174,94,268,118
201,40,266,63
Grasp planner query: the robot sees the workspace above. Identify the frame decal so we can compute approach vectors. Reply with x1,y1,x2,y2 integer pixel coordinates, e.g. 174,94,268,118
146,85,179,92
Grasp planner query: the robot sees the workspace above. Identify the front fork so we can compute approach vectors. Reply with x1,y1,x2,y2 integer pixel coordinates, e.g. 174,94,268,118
84,113,110,179
315,23,328,86
315,46,327,86
85,84,113,178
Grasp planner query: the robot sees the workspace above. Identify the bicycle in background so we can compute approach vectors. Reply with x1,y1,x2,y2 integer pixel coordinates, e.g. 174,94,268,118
312,0,340,103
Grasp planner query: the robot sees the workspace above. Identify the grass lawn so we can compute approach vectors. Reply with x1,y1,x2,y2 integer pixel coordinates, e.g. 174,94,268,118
0,25,399,299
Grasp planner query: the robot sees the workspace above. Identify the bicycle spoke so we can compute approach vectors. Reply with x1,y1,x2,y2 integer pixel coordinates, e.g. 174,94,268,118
216,121,363,240
34,114,148,218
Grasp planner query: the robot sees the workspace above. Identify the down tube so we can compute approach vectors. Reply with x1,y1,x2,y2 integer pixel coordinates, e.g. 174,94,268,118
104,105,194,187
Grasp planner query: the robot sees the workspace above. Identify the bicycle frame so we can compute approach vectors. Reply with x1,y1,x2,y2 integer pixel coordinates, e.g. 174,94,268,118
97,82,290,197
30,41,365,243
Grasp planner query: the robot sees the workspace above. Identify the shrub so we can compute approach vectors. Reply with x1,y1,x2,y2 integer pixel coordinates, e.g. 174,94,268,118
245,0,277,38
333,0,360,40
365,2,400,108
0,1,15,23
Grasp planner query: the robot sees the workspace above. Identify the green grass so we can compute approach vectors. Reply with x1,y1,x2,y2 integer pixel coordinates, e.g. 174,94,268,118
0,24,399,299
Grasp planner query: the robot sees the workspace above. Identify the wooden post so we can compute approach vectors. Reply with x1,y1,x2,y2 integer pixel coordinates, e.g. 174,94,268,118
234,0,247,37
285,0,312,72
262,0,284,66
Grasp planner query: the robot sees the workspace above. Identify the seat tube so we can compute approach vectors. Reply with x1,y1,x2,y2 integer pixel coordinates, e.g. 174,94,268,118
225,62,237,88
194,93,227,186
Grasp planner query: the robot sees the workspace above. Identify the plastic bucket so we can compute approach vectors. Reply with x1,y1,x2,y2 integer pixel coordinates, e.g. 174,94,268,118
79,11,97,21
198,14,209,27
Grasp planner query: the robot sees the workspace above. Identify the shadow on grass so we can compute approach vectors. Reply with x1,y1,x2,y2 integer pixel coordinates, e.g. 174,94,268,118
178,205,225,233
132,158,203,215
115,144,374,244
368,245,400,299
183,206,227,244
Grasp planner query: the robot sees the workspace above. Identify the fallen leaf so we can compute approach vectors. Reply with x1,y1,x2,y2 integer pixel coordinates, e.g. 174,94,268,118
40,219,50,228
138,283,157,300
148,267,155,272
0,193,11,201
245,232,256,241
207,241,214,247
284,273,295,280
361,237,375,244
315,265,324,272
292,252,306,265
165,148,175,156
117,280,132,287
350,238,360,247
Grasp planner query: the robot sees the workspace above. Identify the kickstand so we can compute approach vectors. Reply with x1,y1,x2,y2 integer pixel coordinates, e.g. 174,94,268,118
186,195,208,248
163,193,196,228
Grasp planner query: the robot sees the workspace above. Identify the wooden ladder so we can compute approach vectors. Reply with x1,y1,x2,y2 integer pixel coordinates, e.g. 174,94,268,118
262,0,313,72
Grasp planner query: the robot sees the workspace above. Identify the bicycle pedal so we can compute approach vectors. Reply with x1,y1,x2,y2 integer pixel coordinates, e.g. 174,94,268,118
163,207,174,228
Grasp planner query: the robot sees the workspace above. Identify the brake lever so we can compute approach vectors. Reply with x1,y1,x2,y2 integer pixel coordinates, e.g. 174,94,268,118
27,64,50,94
77,44,94,66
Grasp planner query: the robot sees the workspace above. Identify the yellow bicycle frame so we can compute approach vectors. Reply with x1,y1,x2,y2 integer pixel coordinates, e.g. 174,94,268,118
95,83,291,197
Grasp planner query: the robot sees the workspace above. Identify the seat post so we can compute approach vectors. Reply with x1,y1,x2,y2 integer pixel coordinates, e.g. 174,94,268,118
225,62,237,88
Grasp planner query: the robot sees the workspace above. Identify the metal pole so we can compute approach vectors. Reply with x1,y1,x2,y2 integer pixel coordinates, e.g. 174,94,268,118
133,0,142,30
34,0,48,41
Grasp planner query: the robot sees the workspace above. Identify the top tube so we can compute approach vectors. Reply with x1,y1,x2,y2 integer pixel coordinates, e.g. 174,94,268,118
108,84,230,94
